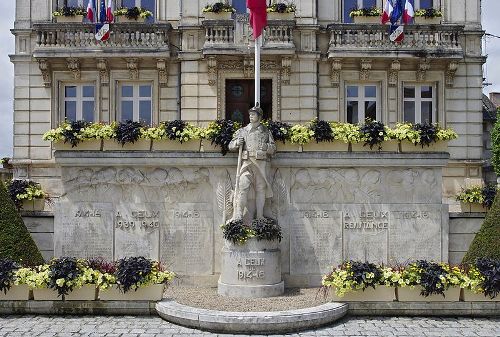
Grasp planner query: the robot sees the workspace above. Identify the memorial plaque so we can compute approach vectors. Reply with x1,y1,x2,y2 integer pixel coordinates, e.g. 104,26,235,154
342,205,390,263
114,203,163,260
54,202,114,260
290,204,342,275
161,203,213,275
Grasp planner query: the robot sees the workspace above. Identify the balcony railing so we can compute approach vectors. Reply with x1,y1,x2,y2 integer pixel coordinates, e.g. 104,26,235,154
202,14,295,55
327,24,464,59
33,23,171,58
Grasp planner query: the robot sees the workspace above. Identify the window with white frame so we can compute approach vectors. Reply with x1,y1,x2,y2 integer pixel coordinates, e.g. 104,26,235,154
119,83,153,125
346,84,380,124
63,84,95,122
403,84,435,124
343,0,377,23
414,0,435,9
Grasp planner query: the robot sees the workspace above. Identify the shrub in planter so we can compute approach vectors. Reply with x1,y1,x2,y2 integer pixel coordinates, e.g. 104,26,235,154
331,122,362,144
461,258,499,300
114,7,153,20
290,124,314,145
205,120,240,155
265,120,292,144
0,259,19,295
456,185,497,210
359,120,389,150
6,179,46,210
322,261,385,297
222,219,254,245
349,7,382,18
415,8,443,18
388,123,421,144
115,120,145,146
52,6,86,17
251,218,282,242
1,157,12,169
266,2,296,13
202,2,236,13
0,182,44,266
222,218,282,245
309,118,335,143
413,123,439,148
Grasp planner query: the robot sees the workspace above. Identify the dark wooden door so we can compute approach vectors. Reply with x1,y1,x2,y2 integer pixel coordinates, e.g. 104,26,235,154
225,79,272,125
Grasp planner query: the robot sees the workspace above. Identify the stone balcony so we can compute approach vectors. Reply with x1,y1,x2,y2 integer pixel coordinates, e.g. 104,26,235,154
327,24,464,59
202,14,296,56
32,22,172,58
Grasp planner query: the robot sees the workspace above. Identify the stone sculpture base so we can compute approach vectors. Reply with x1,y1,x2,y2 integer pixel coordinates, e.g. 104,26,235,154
218,239,284,298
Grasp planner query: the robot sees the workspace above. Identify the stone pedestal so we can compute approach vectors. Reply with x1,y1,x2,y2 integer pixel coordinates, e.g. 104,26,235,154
218,239,284,298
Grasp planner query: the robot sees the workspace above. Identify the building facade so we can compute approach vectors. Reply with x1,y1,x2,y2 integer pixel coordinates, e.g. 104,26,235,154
10,0,486,280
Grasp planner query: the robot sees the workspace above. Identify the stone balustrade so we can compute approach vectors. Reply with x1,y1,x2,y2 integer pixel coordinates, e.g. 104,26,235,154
33,23,171,58
327,24,464,58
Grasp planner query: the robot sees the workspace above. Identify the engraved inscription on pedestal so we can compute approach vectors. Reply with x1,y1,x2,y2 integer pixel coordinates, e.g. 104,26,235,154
114,203,162,260
161,203,213,275
54,202,114,260
290,205,342,275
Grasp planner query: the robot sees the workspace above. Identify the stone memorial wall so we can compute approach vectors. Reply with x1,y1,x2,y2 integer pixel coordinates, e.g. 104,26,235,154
54,152,449,287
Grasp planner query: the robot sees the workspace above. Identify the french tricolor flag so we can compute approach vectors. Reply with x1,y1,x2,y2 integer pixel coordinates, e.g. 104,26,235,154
381,0,393,25
106,0,114,23
87,0,97,23
403,0,415,24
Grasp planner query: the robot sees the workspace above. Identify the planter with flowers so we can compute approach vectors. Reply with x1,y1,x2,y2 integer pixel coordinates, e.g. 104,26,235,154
7,179,46,211
52,6,86,23
456,185,496,213
103,121,152,151
43,121,105,151
266,120,298,152
301,119,347,152
351,120,399,152
146,121,202,151
1,157,12,169
396,123,457,152
98,257,174,301
266,2,296,20
414,8,442,25
322,261,395,302
396,261,462,301
202,2,235,20
350,7,382,24
202,119,240,154
460,258,499,302
114,7,153,23
0,259,31,300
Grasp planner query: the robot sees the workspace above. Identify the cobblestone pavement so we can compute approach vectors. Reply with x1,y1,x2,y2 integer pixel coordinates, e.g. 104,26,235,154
0,316,499,337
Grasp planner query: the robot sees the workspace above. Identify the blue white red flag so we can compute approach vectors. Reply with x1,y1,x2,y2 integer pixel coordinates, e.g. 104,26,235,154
390,24,404,42
106,0,114,22
388,0,405,43
95,23,110,42
381,0,393,24
403,0,414,24
390,0,404,25
247,0,267,39
99,0,107,24
87,0,97,23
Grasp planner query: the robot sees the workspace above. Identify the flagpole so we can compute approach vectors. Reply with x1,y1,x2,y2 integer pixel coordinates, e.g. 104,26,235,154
254,35,261,107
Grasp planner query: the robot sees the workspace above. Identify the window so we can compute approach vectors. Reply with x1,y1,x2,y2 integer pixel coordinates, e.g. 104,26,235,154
63,84,95,122
414,0,434,9
403,84,435,124
119,83,153,125
343,0,377,23
346,84,379,124
122,0,155,21
232,0,247,14
64,0,84,7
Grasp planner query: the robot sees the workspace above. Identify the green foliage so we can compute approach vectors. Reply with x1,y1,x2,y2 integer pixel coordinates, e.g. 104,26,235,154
491,112,500,176
0,181,44,266
456,185,498,208
463,190,500,264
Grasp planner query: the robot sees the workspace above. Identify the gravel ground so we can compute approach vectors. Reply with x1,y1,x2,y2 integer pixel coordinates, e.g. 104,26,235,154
164,286,330,311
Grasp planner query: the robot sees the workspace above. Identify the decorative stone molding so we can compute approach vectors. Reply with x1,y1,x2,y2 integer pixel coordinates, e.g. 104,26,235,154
416,59,430,82
446,61,459,87
126,58,139,80
330,59,342,87
388,60,400,87
37,58,51,87
207,57,217,86
96,59,109,85
66,58,81,80
281,57,292,85
157,58,168,87
359,59,372,81
243,57,254,78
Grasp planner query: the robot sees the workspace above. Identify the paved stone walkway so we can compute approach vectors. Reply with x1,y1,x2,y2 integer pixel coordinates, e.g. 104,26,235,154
0,315,499,336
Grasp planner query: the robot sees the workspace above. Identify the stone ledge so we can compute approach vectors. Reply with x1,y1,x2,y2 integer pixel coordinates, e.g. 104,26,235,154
155,300,348,334
449,212,487,218
0,301,156,316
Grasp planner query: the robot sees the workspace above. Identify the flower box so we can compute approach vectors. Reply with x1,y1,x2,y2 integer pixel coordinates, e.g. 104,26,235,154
152,139,201,152
102,139,152,151
462,289,498,302
415,16,442,25
116,16,146,23
99,284,165,301
353,16,380,24
33,288,63,301
329,286,395,302
64,285,98,301
350,140,399,152
22,199,45,212
203,12,232,20
302,141,348,152
267,12,295,20
200,140,220,152
400,140,448,153
460,202,488,213
55,15,84,23
0,285,31,301
54,140,102,151
396,287,461,302
276,142,300,152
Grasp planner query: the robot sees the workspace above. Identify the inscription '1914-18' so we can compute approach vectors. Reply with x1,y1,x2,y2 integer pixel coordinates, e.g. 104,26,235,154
237,258,265,280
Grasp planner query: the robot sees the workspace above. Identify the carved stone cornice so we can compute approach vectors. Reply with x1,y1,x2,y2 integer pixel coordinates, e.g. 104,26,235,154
126,58,139,80
388,60,400,87
416,59,430,82
207,57,217,86
281,57,291,85
37,58,51,87
66,58,81,80
330,59,342,87
446,61,459,87
156,58,168,87
360,59,372,81
96,58,109,85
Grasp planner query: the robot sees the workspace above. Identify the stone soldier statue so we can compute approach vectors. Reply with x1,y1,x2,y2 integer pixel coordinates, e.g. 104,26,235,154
229,106,276,221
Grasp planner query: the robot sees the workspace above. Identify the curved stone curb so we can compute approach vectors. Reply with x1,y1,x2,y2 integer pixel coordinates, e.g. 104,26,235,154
155,300,348,334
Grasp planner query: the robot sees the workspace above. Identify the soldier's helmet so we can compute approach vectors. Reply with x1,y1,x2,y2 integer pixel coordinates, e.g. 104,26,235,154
249,106,264,118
